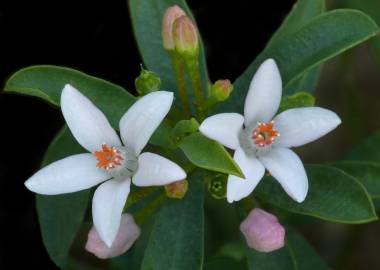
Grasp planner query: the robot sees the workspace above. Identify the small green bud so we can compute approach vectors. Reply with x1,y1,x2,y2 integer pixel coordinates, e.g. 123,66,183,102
210,79,234,102
173,16,199,58
208,175,227,199
165,179,189,199
135,65,161,95
162,5,186,51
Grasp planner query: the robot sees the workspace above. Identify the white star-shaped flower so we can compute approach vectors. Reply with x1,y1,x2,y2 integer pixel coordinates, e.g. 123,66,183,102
200,59,341,203
25,84,186,247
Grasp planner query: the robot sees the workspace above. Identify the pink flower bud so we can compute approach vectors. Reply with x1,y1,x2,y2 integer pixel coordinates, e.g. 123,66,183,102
85,213,140,259
173,16,199,56
165,179,189,199
162,5,186,50
240,208,285,252
211,79,234,101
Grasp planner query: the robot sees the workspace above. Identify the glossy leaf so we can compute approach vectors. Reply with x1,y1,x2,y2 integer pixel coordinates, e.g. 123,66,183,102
217,9,379,113
128,0,209,102
247,246,295,270
179,132,244,177
141,172,204,270
345,130,380,162
205,258,247,270
4,65,135,128
255,165,377,223
37,127,90,268
278,91,315,113
331,161,380,198
343,0,380,65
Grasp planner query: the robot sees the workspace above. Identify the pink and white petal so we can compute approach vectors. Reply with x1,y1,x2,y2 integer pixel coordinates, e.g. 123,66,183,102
244,59,282,126
119,91,173,155
199,113,244,150
259,148,308,203
132,152,186,186
227,147,265,203
24,153,110,195
61,84,121,152
273,107,341,148
92,178,131,247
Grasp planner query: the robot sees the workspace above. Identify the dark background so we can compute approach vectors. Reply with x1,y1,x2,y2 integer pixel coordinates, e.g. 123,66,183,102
1,0,379,269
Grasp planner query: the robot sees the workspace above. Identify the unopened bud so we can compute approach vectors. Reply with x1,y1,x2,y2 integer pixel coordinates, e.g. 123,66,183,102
165,179,188,199
240,208,285,252
162,5,186,50
173,16,199,57
208,175,227,199
211,79,234,102
85,213,140,259
135,65,161,95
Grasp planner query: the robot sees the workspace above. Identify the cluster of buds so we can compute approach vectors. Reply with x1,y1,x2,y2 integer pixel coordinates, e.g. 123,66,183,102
162,5,199,58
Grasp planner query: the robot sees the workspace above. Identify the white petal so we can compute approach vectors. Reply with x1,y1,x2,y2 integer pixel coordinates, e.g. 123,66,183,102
259,148,308,203
244,59,282,126
24,153,110,195
273,107,341,148
199,113,244,150
132,152,186,186
61,84,121,152
227,147,265,203
119,91,173,155
92,178,131,247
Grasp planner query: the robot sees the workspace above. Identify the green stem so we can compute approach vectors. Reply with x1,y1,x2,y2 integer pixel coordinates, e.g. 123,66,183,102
171,53,191,118
185,58,205,120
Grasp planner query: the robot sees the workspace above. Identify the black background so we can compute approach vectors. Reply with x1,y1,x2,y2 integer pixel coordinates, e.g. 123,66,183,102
0,0,337,268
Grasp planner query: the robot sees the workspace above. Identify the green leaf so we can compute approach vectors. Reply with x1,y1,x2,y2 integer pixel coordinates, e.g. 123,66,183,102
4,65,135,128
265,0,325,94
179,132,244,177
205,258,247,270
128,0,209,103
247,246,295,270
345,130,380,162
217,9,379,113
141,172,204,270
278,92,315,113
331,161,380,198
342,0,380,65
172,118,199,142
255,165,377,223
247,226,331,270
37,127,90,268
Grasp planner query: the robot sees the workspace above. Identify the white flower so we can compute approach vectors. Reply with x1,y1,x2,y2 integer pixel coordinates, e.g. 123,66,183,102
199,59,341,203
25,84,186,247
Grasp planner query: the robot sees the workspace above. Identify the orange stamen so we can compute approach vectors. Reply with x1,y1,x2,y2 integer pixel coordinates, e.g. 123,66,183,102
252,121,280,147
94,144,124,169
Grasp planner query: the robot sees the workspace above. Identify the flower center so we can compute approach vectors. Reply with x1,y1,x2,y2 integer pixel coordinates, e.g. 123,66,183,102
251,121,280,147
94,144,138,178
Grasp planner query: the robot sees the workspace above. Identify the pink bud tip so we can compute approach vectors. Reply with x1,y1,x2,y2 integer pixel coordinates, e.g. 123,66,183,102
162,5,186,50
240,208,285,252
85,213,140,259
173,15,199,55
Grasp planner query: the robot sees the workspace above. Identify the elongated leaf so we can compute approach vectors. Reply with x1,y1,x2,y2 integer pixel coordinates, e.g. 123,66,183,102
343,0,380,65
265,0,325,94
218,9,379,112
331,161,380,198
4,65,135,128
141,172,204,270
38,127,89,268
205,258,247,270
179,132,244,177
255,165,377,223
247,226,331,270
128,0,209,101
345,130,380,162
